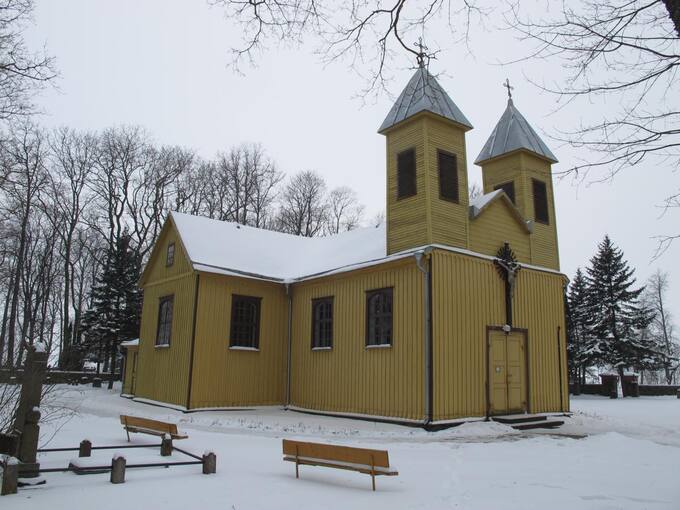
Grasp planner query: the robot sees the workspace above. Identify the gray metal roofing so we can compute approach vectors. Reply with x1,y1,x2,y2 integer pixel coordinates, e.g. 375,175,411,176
378,67,473,132
474,99,557,164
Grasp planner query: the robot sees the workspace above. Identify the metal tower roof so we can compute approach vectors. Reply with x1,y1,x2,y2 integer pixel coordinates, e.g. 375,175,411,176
474,99,557,164
378,67,473,133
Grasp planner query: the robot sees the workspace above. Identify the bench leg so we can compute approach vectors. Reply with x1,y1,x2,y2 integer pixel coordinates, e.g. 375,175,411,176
370,454,376,491
125,428,130,442
295,445,299,479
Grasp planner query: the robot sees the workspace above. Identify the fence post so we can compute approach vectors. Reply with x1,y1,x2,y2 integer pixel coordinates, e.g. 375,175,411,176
110,455,126,484
79,440,92,457
202,452,216,474
160,435,173,457
1,457,18,495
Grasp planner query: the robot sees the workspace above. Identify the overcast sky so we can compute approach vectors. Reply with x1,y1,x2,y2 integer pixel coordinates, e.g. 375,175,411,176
24,0,679,313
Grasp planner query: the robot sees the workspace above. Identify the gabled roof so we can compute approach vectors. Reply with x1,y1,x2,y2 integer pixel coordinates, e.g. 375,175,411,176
469,190,533,234
167,211,389,283
378,67,473,133
475,99,557,165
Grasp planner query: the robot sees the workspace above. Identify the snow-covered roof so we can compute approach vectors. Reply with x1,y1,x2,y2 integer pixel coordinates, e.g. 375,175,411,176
475,99,557,165
378,67,473,133
170,212,390,282
120,339,139,348
468,190,532,233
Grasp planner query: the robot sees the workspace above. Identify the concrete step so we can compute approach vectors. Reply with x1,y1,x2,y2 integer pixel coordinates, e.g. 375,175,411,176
491,414,548,425
511,419,565,431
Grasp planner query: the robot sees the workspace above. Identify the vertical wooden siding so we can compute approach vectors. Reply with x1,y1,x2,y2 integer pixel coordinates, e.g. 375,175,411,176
189,273,288,408
469,199,531,263
386,117,428,254
424,115,470,249
431,249,567,421
290,259,424,421
140,219,192,284
135,273,197,407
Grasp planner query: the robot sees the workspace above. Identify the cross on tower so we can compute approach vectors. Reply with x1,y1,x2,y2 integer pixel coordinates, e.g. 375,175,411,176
503,78,514,100
414,37,428,68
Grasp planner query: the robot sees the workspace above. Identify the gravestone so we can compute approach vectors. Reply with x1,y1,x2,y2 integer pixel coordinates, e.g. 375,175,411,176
12,343,48,480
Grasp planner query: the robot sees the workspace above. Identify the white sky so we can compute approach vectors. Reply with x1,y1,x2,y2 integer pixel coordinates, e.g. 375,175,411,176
25,0,680,314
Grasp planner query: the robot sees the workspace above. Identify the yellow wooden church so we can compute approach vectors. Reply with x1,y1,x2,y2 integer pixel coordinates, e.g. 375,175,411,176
122,67,569,426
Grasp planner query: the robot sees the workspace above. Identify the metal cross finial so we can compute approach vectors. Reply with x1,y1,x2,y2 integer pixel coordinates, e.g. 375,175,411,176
414,37,428,68
503,78,514,100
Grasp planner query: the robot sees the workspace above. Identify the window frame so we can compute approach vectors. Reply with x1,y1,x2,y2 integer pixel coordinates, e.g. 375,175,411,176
437,149,459,203
311,297,334,350
532,178,549,224
365,287,394,348
166,242,175,267
155,295,174,347
396,148,417,200
229,294,262,350
494,181,516,205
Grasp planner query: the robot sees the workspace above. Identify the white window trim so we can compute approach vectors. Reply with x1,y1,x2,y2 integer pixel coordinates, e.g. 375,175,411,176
229,345,260,352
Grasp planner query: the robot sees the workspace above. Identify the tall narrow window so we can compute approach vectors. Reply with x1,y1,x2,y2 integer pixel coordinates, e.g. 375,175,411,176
397,148,416,199
166,243,175,267
230,295,261,349
438,150,459,202
311,297,333,349
532,179,549,224
366,288,393,347
155,296,174,346
494,181,516,205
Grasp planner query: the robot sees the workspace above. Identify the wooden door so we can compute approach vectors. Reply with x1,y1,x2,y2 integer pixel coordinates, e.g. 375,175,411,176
130,352,138,394
488,329,527,415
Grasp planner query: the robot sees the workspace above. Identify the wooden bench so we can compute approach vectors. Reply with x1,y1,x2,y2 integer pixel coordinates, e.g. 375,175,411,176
282,439,398,491
119,415,188,442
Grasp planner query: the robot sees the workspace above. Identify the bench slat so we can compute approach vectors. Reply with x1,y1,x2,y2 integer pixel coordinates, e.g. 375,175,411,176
283,456,398,476
282,439,391,468
120,415,187,440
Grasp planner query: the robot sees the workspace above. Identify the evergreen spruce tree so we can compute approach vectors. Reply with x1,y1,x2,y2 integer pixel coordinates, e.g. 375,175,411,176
585,236,658,385
81,234,142,389
567,268,595,386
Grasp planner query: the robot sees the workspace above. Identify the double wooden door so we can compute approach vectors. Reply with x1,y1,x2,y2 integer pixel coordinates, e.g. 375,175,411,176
488,329,527,415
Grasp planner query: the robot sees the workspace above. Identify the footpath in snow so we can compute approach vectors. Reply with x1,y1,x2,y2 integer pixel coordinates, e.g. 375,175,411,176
2,386,679,509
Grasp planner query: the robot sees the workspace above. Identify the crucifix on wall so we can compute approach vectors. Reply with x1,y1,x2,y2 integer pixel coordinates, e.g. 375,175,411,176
494,242,521,327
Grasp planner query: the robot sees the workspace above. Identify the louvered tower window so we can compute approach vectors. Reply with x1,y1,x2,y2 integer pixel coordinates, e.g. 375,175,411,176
494,181,516,205
532,178,549,224
438,150,459,203
397,148,416,199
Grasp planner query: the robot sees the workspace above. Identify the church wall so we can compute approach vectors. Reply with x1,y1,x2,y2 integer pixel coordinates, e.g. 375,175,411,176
189,272,288,409
135,272,197,407
431,249,568,421
290,257,425,422
480,152,527,215
140,219,192,285
468,199,531,263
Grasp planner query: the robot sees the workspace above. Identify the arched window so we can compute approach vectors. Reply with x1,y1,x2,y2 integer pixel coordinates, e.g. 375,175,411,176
366,288,393,347
311,297,334,349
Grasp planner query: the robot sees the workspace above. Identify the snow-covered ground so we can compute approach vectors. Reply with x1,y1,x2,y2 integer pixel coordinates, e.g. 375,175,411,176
4,386,680,509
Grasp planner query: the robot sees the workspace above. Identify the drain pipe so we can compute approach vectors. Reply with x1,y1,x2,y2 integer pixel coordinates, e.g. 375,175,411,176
285,283,293,408
415,249,433,427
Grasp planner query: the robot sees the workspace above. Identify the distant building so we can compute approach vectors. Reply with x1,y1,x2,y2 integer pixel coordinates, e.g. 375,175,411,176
122,67,568,425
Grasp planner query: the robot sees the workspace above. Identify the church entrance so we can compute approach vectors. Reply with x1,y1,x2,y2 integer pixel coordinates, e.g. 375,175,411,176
487,327,528,416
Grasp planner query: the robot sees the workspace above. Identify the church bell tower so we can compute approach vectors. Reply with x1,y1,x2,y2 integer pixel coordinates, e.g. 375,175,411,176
379,63,473,255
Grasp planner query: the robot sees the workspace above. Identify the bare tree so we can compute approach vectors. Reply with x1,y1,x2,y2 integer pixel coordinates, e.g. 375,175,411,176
211,0,487,94
0,121,47,367
277,170,327,236
326,186,364,234
508,0,680,252
642,270,679,383
0,0,57,121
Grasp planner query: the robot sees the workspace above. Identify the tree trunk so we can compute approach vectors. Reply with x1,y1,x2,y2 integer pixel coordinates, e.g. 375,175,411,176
662,0,680,36
108,342,117,390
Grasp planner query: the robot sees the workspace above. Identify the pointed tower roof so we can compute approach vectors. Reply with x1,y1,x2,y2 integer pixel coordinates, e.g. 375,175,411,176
378,67,473,133
474,98,557,165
